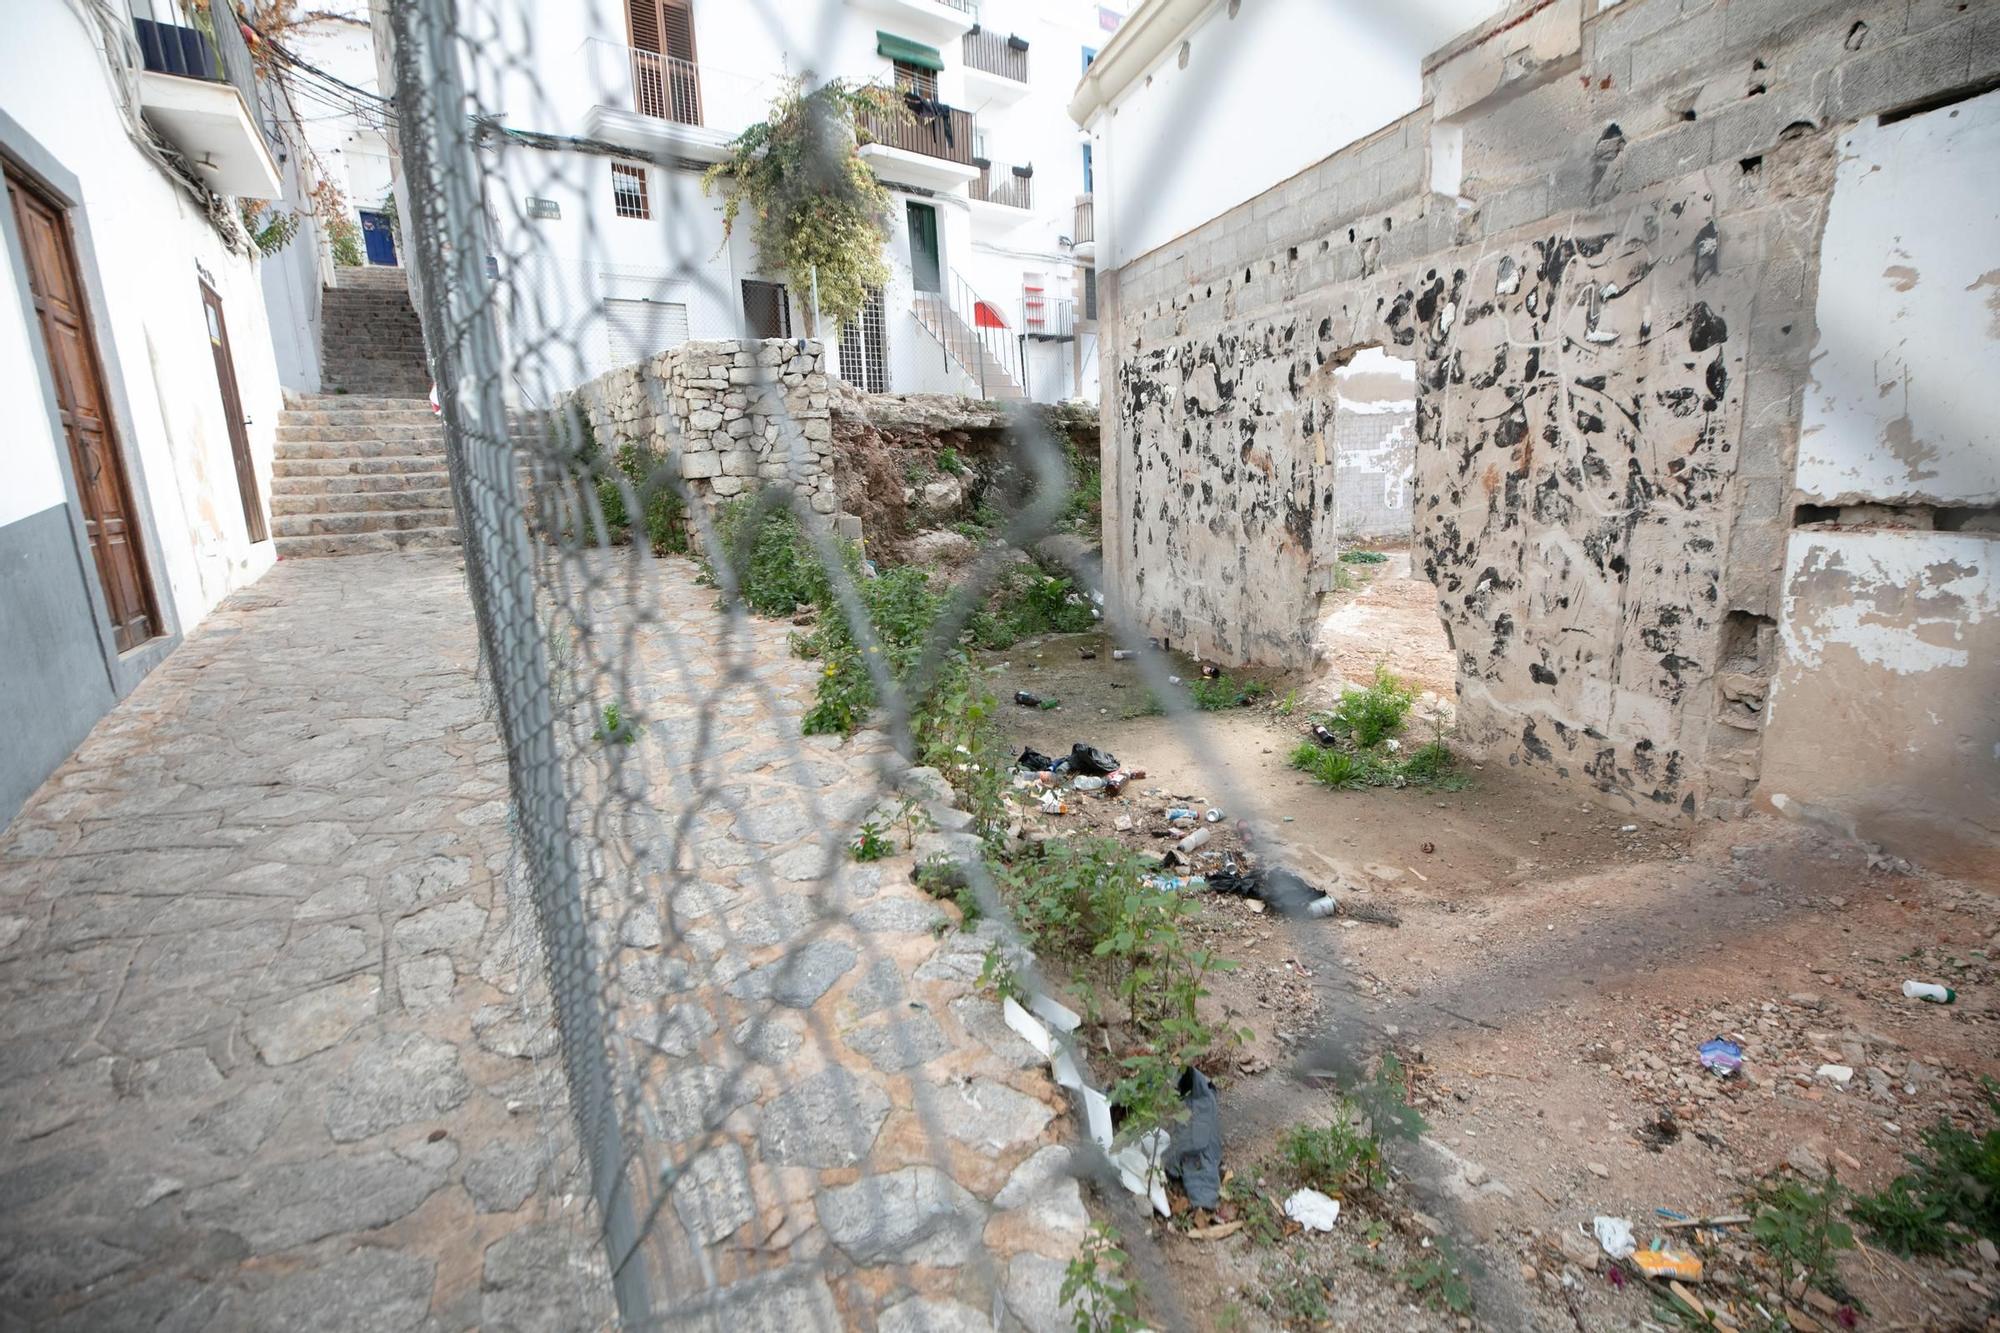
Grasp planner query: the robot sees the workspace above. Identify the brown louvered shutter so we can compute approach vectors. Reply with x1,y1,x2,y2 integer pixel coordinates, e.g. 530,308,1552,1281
661,1,701,123
662,1,696,61
627,0,661,52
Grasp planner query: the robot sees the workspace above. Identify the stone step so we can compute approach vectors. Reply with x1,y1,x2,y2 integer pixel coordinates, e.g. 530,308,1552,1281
273,507,457,537
281,408,438,430
278,420,445,442
287,393,432,411
271,486,453,516
272,453,449,478
323,380,433,396
270,469,450,496
276,437,448,460
275,526,462,559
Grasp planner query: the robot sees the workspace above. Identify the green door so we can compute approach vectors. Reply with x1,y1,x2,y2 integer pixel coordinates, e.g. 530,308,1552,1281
906,201,941,293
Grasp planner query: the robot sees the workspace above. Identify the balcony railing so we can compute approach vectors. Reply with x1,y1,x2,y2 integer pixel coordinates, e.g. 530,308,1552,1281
133,6,261,127
857,96,975,167
971,161,1031,209
962,28,1028,82
1024,289,1075,341
935,0,979,13
630,50,702,125
1073,194,1095,245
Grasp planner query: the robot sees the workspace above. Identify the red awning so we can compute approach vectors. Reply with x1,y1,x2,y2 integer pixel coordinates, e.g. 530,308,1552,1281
974,300,1008,329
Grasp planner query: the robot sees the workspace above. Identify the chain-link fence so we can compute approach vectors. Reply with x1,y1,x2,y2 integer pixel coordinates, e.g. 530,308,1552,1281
381,2,1467,1328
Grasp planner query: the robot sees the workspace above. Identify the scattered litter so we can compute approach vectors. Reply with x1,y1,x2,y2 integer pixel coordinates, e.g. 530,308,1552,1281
1208,867,1331,917
1305,896,1339,918
1114,815,1133,832
1619,824,1639,833
1069,743,1119,775
1204,808,1225,823
1188,1219,1243,1241
1630,1247,1703,1282
1072,776,1107,793
1148,875,1208,892
1167,675,1183,686
1698,1038,1743,1075
1017,748,1057,772
1111,649,1136,661
1166,1069,1222,1209
1200,663,1221,679
1593,1216,1637,1260
1311,723,1338,746
1104,770,1130,794
1165,807,1196,822
1816,1063,1854,1086
1038,791,1067,815
1901,979,1956,1004
1174,827,1211,855
1014,691,1043,708
1077,647,1097,660
1283,1188,1341,1232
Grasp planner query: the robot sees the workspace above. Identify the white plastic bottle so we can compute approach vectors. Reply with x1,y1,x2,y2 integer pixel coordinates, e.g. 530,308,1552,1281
1901,980,1956,1004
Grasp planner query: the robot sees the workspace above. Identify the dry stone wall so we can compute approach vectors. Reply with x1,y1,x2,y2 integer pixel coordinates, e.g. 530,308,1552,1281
1100,0,2000,827
573,338,838,519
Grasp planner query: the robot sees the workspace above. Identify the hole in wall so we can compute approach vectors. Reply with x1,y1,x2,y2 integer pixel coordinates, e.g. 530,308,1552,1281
1752,57,1767,70
1719,610,1775,670
1792,503,1840,526
1681,108,1698,121
1844,20,1868,50
1288,246,1299,262
1739,155,1763,173
1747,83,1766,97
1878,73,2000,125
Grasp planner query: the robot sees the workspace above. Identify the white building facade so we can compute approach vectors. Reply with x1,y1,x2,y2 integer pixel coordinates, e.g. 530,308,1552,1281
1,0,291,822
439,0,1116,406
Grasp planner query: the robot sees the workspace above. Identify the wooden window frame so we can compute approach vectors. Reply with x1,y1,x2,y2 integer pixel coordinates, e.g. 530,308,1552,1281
611,162,650,219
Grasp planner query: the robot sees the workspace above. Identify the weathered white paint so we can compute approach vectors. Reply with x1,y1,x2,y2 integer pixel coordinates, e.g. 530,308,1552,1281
1771,530,1983,681
1796,88,2000,506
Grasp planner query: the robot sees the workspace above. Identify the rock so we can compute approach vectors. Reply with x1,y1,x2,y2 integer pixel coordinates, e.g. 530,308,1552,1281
481,1224,600,1331
1977,1237,1998,1267
817,1166,985,1266
644,1267,839,1333
212,1247,435,1333
463,1140,540,1213
760,1067,891,1167
904,530,977,567
671,1143,757,1246
1816,1064,1854,1086
245,975,381,1066
843,1011,951,1072
1787,1142,1829,1179
184,1149,448,1250
629,1002,718,1058
992,1145,1088,1236
395,954,453,1012
390,899,487,955
1557,1228,1601,1272
880,1296,995,1333
942,1079,1055,1152
725,939,857,1008
919,476,965,513
1788,992,1824,1010
1586,1161,1610,1179
849,898,946,935
1003,1253,1070,1333
652,1063,756,1145
324,1033,470,1142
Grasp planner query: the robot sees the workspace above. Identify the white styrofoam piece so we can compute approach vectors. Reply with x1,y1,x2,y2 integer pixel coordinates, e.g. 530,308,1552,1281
1002,997,1055,1057
1030,992,1082,1032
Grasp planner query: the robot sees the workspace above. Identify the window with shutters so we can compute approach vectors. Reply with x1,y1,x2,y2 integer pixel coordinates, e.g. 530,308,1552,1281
611,163,650,219
626,0,702,124
893,60,937,99
740,280,791,339
1083,266,1098,322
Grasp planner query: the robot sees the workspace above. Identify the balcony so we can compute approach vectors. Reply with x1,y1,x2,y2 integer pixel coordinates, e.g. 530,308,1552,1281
132,11,281,199
1071,194,1095,261
1023,287,1075,342
845,0,978,42
581,40,771,163
856,98,978,191
962,28,1029,106
969,160,1031,220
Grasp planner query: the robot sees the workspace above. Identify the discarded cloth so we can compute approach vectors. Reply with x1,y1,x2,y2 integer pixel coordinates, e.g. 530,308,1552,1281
1207,867,1325,916
1165,1068,1222,1209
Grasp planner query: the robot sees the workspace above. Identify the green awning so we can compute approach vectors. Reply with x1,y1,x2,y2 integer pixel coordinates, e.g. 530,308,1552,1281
877,32,943,71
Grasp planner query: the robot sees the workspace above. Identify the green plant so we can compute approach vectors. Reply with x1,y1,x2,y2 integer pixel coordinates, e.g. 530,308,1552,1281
800,564,944,735
594,703,638,745
1190,672,1270,711
851,818,893,862
1288,736,1467,793
1750,1174,1855,1302
1851,1088,2000,1255
1399,1237,1475,1315
970,566,1098,648
703,77,903,331
1275,688,1300,716
1340,549,1389,564
238,199,301,256
329,217,363,267
936,446,965,475
1325,667,1415,747
708,495,836,616
1288,741,1378,789
1219,1173,1284,1247
1259,1256,1333,1328
1277,1105,1384,1195
1061,1223,1141,1333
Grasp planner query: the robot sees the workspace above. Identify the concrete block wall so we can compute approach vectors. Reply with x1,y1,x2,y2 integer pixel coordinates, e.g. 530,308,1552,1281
1099,0,2000,835
574,338,838,520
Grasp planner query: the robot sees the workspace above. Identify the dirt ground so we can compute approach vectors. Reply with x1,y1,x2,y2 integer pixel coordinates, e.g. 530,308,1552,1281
975,550,2000,1332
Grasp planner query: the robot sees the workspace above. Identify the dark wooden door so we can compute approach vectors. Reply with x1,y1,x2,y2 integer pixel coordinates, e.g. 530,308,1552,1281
200,280,267,543
7,167,161,652
907,202,941,293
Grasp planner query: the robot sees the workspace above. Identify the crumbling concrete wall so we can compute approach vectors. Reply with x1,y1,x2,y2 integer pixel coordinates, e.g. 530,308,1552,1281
1331,349,1417,542
574,338,837,518
1757,93,2000,872
1100,0,2000,833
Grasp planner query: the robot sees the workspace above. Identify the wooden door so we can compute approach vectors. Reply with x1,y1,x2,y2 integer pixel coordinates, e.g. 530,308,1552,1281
200,280,267,543
906,202,941,294
7,167,161,652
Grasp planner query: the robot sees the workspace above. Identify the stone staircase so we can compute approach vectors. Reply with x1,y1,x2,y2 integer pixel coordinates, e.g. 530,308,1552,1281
271,266,458,557
270,397,459,557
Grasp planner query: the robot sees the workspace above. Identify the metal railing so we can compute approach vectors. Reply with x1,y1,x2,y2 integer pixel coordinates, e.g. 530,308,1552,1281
857,97,975,167
971,161,1031,209
1073,193,1095,245
1024,291,1075,341
132,7,261,128
629,50,702,125
962,28,1028,82
934,0,979,13
912,269,1024,398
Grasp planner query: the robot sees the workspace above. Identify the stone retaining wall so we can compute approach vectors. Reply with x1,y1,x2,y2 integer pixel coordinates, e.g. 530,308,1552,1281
574,338,839,520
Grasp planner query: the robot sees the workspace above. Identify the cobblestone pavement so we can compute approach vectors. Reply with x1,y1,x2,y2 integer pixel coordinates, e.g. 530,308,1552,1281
0,550,1084,1331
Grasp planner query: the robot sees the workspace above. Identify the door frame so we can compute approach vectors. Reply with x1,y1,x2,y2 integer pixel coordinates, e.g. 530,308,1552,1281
199,278,269,543
906,200,942,294
0,108,180,692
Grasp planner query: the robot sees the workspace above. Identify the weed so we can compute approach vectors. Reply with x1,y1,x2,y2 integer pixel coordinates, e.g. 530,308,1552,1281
1288,741,1377,789
936,446,965,475
1120,690,1166,719
1275,687,1300,716
1259,1256,1333,1327
1851,1085,2000,1255
970,565,1097,648
1061,1223,1141,1333
593,703,638,745
1277,1105,1384,1194
1340,548,1389,564
1399,1237,1475,1315
851,819,893,862
1750,1174,1855,1301
799,564,945,736
1325,667,1415,747
1288,734,1467,793
902,458,932,486
707,495,838,616
1190,672,1270,711
1219,1172,1284,1247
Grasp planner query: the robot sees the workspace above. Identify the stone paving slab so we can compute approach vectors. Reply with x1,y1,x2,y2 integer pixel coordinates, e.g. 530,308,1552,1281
0,554,604,1331
0,548,1087,1331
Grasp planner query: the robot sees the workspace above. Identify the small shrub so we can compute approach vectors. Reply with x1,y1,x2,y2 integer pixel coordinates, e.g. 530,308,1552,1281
1750,1174,1855,1301
1399,1237,1475,1315
1851,1085,2000,1255
593,703,638,745
1325,667,1415,747
936,446,965,475
1061,1223,1141,1333
1278,1106,1384,1194
1339,549,1389,565
708,495,834,616
329,218,363,266
851,819,893,862
1190,672,1269,711
970,566,1097,648
1288,742,1378,789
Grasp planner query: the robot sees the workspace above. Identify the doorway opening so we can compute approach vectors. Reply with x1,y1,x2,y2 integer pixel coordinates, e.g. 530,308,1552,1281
905,201,941,294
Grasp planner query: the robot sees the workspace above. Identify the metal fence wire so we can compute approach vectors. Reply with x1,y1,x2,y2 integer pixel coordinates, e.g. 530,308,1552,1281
383,1,1477,1328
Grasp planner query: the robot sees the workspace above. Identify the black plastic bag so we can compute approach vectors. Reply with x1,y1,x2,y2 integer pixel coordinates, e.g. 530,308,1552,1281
1018,747,1057,772
1069,743,1118,775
